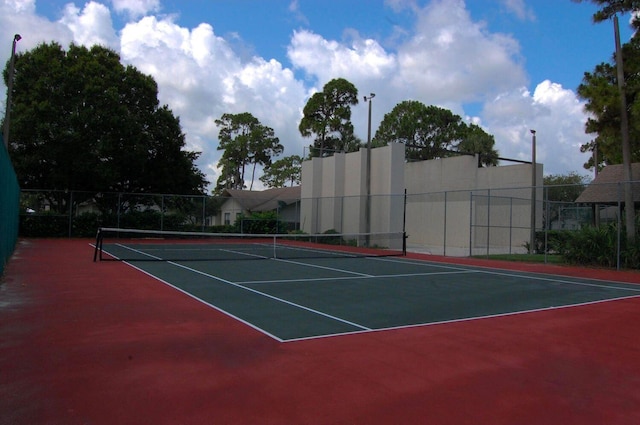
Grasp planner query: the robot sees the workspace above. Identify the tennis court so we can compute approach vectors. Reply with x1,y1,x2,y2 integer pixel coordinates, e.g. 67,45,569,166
5,238,640,424
95,229,640,342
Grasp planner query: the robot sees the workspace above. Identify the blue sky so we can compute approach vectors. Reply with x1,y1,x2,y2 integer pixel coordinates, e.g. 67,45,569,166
0,0,636,189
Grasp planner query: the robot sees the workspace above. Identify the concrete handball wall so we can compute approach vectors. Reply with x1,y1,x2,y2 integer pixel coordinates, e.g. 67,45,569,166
300,144,405,244
302,143,543,256
404,155,543,255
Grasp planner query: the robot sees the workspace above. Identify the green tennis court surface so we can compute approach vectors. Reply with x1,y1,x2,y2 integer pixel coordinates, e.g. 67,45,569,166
100,243,640,342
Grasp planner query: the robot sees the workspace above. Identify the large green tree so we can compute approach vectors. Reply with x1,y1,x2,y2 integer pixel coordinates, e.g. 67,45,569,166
577,36,640,169
372,100,498,165
574,0,640,242
215,112,283,192
573,0,640,166
299,78,360,157
259,155,302,188
544,172,590,202
4,42,207,205
572,0,640,24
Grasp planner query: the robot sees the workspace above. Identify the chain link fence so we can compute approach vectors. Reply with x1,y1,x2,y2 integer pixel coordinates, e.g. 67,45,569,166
18,181,637,267
19,190,302,237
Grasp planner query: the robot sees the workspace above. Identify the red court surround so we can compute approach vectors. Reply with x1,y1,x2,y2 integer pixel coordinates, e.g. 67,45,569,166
2,239,640,424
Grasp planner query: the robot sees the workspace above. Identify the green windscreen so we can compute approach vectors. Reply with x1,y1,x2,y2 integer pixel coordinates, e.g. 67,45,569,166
0,137,19,277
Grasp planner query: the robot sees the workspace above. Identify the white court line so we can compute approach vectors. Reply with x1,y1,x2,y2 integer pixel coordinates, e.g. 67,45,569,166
220,248,269,259
371,256,640,292
476,269,640,292
283,293,640,343
241,269,478,285
372,256,480,271
111,243,371,337
274,257,374,277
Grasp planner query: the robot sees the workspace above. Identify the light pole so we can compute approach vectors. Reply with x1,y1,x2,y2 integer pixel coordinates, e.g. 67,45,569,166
3,34,21,151
364,93,375,243
530,129,536,255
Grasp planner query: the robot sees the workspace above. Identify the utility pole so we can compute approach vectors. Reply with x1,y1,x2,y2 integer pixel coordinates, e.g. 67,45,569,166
3,34,21,151
530,129,537,254
614,14,635,242
364,93,375,245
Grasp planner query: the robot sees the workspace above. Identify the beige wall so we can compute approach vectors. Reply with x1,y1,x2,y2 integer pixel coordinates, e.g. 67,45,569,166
302,144,543,256
301,144,405,248
404,155,543,255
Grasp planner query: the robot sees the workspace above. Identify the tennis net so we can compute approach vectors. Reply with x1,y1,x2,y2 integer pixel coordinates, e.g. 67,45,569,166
93,227,406,262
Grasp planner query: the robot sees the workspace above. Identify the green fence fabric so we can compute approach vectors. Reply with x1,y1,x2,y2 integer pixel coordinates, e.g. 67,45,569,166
0,137,19,277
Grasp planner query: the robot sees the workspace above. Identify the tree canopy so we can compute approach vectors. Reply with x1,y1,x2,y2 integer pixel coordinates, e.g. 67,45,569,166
544,172,591,202
572,0,640,25
214,112,283,193
372,100,498,165
259,155,302,188
577,29,640,169
298,77,360,157
4,42,207,199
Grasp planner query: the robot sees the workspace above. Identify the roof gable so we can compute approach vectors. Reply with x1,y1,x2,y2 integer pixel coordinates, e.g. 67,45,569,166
222,186,301,212
576,163,640,204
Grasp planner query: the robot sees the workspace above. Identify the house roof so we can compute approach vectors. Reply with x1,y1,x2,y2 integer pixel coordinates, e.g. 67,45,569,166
575,163,640,204
222,186,301,212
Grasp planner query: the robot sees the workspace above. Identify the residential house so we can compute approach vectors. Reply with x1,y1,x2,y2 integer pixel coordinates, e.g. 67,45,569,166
215,186,301,230
575,163,640,225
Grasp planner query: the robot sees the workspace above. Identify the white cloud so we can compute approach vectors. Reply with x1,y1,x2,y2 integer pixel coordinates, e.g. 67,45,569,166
110,0,160,19
500,0,536,21
59,2,118,48
0,0,595,189
395,0,527,105
0,0,73,51
120,15,307,187
288,29,397,84
4,0,35,13
483,80,592,177
288,0,308,26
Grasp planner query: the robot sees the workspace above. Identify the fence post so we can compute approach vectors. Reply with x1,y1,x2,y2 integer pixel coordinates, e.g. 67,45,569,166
202,196,206,232
443,191,447,256
117,193,121,229
486,189,491,257
617,182,622,270
68,191,73,237
160,195,164,231
469,192,473,257
509,197,513,255
544,187,549,264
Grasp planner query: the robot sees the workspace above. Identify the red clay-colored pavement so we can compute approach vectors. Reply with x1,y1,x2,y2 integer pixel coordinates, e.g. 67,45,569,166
2,239,640,424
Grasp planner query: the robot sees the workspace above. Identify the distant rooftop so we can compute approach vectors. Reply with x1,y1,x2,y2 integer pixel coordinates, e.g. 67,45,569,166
576,163,640,204
221,186,301,212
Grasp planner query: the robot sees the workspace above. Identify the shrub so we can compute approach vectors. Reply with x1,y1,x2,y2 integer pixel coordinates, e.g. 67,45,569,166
236,211,286,234
562,224,618,267
20,212,68,237
72,212,102,237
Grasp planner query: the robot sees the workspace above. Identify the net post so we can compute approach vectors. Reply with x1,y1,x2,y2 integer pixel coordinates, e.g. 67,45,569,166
402,231,407,256
93,228,103,262
402,189,408,256
273,234,277,259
